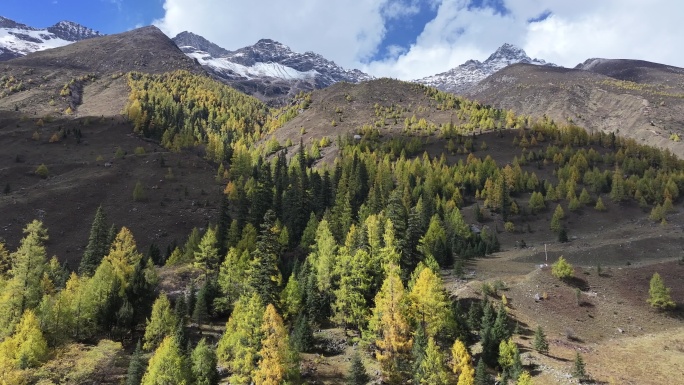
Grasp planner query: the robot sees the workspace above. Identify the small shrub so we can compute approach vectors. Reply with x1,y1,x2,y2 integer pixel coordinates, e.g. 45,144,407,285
481,282,494,297
165,167,175,181
319,136,331,148
133,181,146,202
551,256,573,280
115,147,125,159
504,221,515,233
647,272,676,310
32,131,40,141
492,279,507,293
134,146,146,155
35,164,49,178
49,132,60,143
595,196,606,211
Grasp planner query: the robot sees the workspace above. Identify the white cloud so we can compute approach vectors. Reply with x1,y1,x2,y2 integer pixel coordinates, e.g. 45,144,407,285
154,0,684,80
154,0,397,67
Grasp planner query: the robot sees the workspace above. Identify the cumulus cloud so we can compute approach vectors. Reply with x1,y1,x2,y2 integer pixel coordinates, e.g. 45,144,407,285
153,0,684,80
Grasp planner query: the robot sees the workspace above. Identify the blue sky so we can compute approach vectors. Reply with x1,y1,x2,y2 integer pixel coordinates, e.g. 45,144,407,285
3,1,684,80
2,0,162,33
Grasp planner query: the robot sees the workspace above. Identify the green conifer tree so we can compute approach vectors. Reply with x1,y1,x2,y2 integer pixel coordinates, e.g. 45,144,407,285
348,350,370,385
647,272,676,309
80,205,110,276
533,326,549,354
126,340,146,385
191,338,219,385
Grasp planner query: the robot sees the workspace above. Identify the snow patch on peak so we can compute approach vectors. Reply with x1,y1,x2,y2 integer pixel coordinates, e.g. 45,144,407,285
414,43,555,94
0,16,101,60
175,33,372,99
187,51,319,81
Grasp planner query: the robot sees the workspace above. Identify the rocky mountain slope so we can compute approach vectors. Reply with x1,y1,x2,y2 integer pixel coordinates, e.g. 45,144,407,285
0,25,203,118
414,43,553,94
173,32,373,101
467,60,684,157
0,16,101,61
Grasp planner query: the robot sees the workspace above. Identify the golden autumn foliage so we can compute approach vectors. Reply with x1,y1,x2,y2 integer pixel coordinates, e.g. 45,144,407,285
372,268,413,384
253,304,296,385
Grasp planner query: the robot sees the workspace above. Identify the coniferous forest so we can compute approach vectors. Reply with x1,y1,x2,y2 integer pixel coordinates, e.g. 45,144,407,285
1,70,683,385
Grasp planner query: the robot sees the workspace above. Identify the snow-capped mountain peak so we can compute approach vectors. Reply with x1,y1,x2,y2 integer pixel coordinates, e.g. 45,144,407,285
47,20,101,41
414,43,553,94
0,16,102,61
173,33,373,100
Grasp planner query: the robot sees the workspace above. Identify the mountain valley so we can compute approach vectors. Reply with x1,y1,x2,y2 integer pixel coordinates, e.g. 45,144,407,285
0,17,682,385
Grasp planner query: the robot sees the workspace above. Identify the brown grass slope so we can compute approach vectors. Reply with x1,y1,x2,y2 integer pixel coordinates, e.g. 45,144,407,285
467,61,684,158
0,26,204,118
268,78,464,163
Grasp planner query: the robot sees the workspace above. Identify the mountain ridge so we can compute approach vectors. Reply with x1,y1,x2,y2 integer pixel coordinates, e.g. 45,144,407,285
414,43,553,94
173,32,373,102
0,16,101,61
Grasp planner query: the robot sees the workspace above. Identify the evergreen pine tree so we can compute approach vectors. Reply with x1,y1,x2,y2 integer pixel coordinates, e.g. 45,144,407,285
533,326,549,354
174,295,188,322
80,205,109,276
248,210,283,306
191,338,219,385
291,314,313,353
411,325,427,384
572,352,586,381
193,282,210,328
187,282,197,321
348,350,370,385
126,340,146,385
474,358,489,385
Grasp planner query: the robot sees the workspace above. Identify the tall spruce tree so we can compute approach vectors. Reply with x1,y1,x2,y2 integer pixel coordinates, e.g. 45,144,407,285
80,206,110,276
248,210,283,306
533,326,549,354
474,358,489,385
126,340,146,385
191,338,219,385
348,350,370,385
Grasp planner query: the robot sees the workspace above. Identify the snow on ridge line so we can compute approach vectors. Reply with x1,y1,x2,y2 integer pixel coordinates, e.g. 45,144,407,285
186,51,319,80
